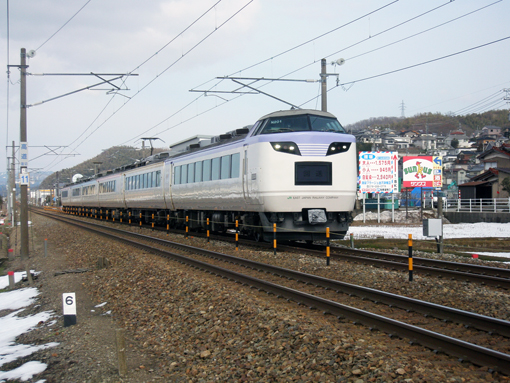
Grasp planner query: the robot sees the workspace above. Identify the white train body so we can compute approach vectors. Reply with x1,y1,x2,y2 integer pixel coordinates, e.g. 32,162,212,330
61,109,357,241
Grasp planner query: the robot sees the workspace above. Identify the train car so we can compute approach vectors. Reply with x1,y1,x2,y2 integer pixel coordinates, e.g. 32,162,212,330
61,108,357,241
167,109,357,241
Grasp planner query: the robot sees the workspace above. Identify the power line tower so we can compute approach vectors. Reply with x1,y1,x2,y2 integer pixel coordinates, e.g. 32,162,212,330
400,100,406,118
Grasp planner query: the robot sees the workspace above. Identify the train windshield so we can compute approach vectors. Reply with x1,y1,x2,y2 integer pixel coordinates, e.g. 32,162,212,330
255,114,346,135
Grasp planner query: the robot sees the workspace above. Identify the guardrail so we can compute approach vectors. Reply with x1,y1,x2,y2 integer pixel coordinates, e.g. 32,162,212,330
442,198,510,213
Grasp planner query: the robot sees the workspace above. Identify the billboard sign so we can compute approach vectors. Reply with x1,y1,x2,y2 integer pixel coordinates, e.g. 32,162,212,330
403,156,442,188
358,151,399,193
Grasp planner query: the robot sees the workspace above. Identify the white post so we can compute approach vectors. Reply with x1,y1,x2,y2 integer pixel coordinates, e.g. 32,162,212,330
363,194,366,223
377,193,380,223
391,193,395,222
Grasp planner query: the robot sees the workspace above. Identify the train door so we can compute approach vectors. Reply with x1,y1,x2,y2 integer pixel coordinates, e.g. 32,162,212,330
167,162,176,211
243,145,263,206
121,174,127,208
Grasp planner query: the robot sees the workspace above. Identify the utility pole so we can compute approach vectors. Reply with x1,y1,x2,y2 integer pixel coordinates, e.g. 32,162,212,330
56,171,60,206
321,58,327,112
20,48,29,261
10,142,15,227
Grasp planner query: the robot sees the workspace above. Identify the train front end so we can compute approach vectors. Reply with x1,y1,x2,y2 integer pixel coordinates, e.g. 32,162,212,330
244,109,357,241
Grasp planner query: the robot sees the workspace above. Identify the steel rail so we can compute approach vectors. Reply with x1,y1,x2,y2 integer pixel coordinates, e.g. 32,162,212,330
331,246,510,279
35,210,510,374
36,210,510,335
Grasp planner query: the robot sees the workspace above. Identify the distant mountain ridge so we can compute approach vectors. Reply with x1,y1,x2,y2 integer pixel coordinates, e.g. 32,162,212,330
345,110,510,136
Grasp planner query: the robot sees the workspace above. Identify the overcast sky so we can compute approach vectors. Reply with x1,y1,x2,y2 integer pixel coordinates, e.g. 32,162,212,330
1,0,509,178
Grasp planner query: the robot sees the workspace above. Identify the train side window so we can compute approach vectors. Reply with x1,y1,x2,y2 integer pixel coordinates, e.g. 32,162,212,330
188,163,195,183
195,162,203,182
211,158,221,180
156,171,161,187
220,155,231,179
174,166,181,185
231,153,240,178
182,164,188,184
203,159,211,181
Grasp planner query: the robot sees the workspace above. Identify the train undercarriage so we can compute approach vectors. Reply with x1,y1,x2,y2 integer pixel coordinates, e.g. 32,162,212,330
63,206,353,241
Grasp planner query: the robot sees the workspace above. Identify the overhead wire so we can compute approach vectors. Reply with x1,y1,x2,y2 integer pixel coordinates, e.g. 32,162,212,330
297,36,510,108
140,0,466,140
452,90,503,115
42,0,226,170
5,0,10,165
45,0,253,170
35,0,93,52
135,0,404,142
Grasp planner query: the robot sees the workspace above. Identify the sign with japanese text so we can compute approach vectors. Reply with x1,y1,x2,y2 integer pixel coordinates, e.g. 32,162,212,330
403,156,442,188
20,141,28,168
358,151,399,193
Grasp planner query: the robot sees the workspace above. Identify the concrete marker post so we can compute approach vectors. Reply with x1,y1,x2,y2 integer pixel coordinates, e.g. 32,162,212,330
8,271,15,290
350,233,354,248
116,328,127,377
62,293,77,327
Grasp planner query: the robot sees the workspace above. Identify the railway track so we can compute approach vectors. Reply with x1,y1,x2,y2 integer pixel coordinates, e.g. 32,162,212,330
293,245,510,290
35,209,510,375
39,208,510,288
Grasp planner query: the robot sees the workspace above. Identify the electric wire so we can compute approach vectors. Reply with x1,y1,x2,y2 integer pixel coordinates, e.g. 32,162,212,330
456,96,506,116
41,0,225,170
269,0,497,87
45,0,253,170
35,0,93,52
453,90,503,115
338,36,510,87
297,36,510,109
5,0,10,166
122,0,494,146
43,0,453,167
190,0,400,92
131,0,409,143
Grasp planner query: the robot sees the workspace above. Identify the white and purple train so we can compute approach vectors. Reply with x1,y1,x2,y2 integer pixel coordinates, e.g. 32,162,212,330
61,109,357,241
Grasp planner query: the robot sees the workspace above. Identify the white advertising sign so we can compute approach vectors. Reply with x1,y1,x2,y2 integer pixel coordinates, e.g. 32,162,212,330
358,151,399,193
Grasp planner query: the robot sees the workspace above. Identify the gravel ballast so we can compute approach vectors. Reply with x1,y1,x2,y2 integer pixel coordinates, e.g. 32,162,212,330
1,213,509,382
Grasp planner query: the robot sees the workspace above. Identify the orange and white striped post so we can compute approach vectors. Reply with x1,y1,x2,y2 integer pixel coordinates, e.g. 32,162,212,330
408,234,413,282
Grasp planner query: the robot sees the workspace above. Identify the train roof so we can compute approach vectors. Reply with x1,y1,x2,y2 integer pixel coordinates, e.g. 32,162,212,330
258,109,337,120
62,109,338,187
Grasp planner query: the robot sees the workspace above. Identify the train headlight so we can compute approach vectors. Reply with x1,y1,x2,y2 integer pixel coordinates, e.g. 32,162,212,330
326,142,351,156
270,142,301,155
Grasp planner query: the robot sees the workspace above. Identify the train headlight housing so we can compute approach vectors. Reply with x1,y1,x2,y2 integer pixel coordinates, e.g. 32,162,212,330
326,142,351,156
270,142,301,155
